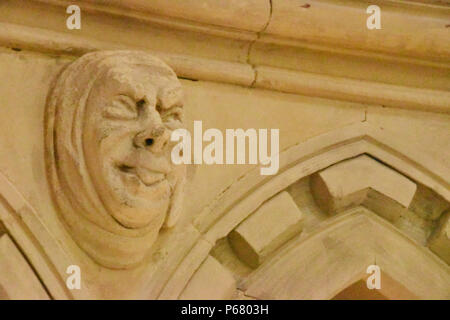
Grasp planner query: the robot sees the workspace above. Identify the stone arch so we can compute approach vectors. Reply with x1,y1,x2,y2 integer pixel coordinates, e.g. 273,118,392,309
162,122,450,299
0,172,71,299
240,209,450,300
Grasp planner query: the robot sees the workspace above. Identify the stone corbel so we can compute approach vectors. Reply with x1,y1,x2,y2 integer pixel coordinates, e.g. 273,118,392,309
45,50,186,269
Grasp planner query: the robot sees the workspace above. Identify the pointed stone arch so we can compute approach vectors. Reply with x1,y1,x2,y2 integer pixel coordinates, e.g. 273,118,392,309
162,122,450,299
241,209,450,300
0,172,71,299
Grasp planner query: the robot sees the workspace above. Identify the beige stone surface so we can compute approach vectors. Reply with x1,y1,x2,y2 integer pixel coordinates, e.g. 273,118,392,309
242,209,450,300
0,234,50,300
409,184,450,221
1,0,448,113
250,42,450,91
366,106,450,167
45,50,187,269
311,154,417,221
182,80,366,221
0,0,448,300
229,191,303,268
255,66,450,113
429,212,450,264
77,0,272,32
267,0,450,62
0,0,253,64
179,256,236,300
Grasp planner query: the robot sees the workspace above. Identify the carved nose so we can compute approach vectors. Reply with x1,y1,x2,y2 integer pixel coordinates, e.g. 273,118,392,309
134,126,169,152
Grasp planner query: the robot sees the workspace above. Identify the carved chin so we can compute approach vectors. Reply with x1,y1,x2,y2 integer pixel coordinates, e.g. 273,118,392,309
105,166,172,229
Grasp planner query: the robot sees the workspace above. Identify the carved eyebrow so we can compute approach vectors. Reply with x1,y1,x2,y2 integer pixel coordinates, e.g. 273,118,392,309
102,95,138,120
158,87,183,110
114,95,137,112
161,106,182,117
161,106,183,129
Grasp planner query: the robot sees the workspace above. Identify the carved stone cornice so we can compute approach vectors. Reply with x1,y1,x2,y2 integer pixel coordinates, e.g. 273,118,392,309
0,0,449,113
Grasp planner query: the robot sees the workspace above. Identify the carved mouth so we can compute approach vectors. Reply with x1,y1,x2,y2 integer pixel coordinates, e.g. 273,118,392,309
117,164,166,187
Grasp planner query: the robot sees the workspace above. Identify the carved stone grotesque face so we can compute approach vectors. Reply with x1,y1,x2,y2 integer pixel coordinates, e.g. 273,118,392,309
46,51,186,269
84,66,184,229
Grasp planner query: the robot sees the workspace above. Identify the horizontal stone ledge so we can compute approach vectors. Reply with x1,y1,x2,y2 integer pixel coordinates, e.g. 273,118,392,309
266,0,450,63
32,0,259,41
42,0,272,33
1,22,449,114
0,22,256,87
33,0,450,63
255,66,450,114
251,37,450,92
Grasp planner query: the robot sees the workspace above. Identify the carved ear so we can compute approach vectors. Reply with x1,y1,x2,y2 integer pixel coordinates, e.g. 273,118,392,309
163,165,186,228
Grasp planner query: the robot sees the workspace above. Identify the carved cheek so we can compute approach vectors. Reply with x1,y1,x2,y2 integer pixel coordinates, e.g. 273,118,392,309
95,123,135,160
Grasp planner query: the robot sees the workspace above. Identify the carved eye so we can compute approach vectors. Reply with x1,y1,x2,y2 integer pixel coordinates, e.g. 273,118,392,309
161,107,183,130
103,95,138,120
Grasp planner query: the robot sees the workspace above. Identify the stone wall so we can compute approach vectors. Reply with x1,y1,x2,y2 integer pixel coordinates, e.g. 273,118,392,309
0,0,448,299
